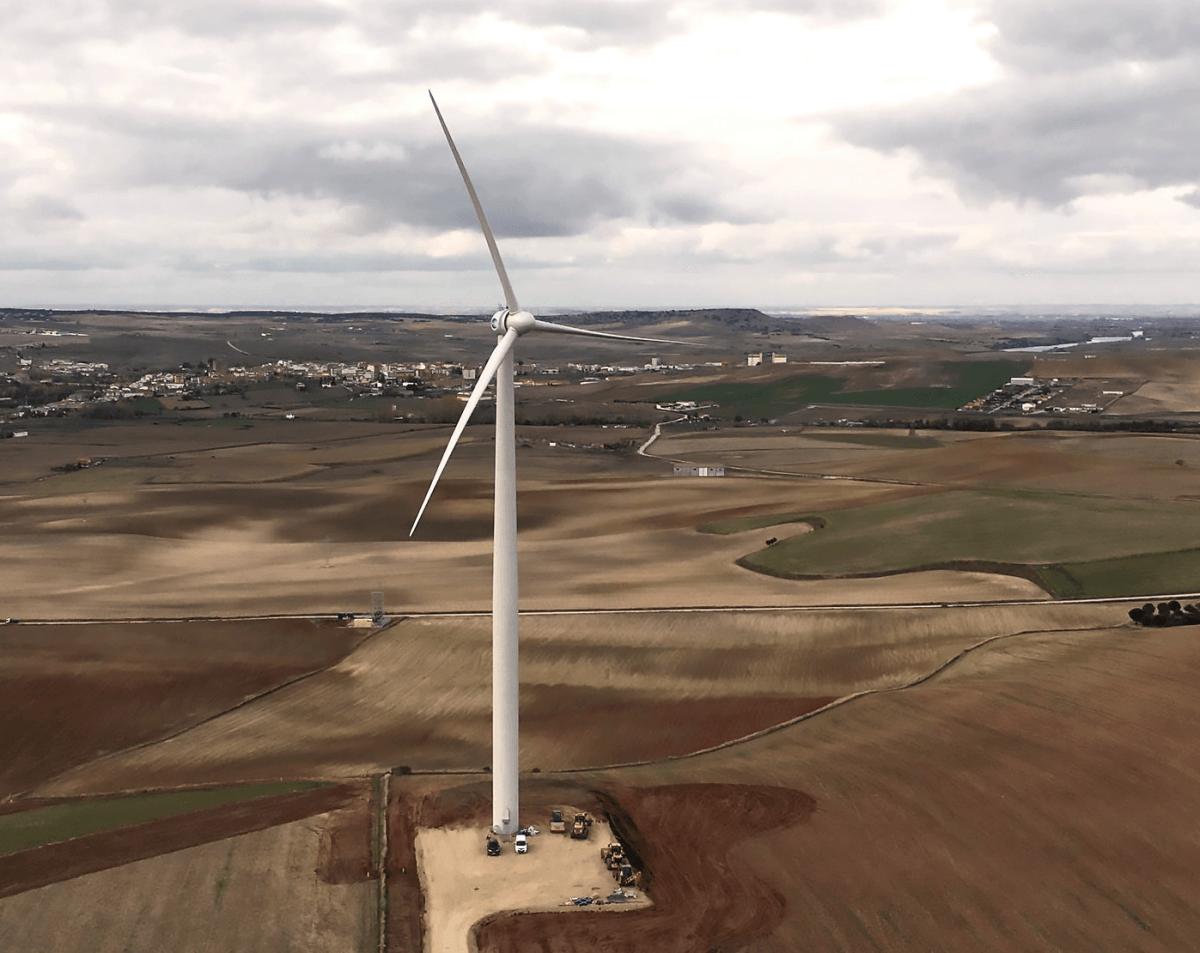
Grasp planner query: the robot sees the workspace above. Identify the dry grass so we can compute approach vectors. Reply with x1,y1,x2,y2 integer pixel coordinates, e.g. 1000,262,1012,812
417,821,647,953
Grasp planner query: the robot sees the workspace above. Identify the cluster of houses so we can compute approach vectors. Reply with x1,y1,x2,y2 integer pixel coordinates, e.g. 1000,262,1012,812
963,376,1129,416
2,345,719,423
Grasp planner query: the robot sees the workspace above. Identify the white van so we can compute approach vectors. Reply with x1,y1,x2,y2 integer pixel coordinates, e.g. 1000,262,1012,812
514,833,528,854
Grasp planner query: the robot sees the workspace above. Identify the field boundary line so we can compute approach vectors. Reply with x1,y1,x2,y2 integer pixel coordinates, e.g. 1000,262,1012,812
28,620,405,798
376,771,390,953
19,592,1200,624
563,622,1129,773
391,622,1128,781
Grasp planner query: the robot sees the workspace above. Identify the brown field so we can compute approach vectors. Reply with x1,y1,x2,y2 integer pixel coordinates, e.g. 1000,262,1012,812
463,623,1200,951
6,399,1200,950
38,603,1118,795
0,421,1044,619
0,789,373,952
1120,380,1200,415
656,427,1200,499
0,619,365,796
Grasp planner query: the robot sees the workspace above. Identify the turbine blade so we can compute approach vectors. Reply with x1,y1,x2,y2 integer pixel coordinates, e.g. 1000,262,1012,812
429,91,519,313
409,328,519,537
531,318,702,347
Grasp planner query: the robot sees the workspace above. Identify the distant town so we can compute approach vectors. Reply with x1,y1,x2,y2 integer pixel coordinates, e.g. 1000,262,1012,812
0,342,719,425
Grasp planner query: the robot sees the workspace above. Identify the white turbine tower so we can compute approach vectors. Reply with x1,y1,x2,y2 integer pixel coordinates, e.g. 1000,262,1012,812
410,92,696,836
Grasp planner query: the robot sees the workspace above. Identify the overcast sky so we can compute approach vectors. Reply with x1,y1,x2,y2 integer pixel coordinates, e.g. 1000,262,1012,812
4,0,1199,311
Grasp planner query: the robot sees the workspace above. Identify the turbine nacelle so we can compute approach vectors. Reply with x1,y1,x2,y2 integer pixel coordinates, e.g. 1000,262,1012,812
491,308,536,336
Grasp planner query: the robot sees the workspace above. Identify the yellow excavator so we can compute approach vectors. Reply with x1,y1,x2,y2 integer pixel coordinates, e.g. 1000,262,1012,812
569,811,594,840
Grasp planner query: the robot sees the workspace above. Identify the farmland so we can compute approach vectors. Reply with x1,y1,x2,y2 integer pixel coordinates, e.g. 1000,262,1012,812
5,310,1200,950
0,802,373,953
475,623,1200,952
37,603,1119,796
0,619,366,796
0,781,325,856
659,359,1021,418
737,488,1200,597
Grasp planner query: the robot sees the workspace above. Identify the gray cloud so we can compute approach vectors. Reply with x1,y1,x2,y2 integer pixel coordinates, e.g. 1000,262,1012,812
1179,188,1200,209
984,0,1200,71
178,250,484,273
834,0,1200,208
34,104,750,238
5,0,885,49
108,0,344,37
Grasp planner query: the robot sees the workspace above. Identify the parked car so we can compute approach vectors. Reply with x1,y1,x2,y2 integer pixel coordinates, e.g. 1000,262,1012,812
514,833,528,854
486,837,501,857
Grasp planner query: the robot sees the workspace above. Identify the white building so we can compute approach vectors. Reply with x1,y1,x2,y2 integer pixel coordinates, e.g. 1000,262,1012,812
769,352,787,364
746,353,763,367
1009,376,1036,386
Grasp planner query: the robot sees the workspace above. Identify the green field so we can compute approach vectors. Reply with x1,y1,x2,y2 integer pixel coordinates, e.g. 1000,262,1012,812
737,489,1200,598
663,361,1019,419
698,512,826,535
0,781,325,857
1039,549,1200,599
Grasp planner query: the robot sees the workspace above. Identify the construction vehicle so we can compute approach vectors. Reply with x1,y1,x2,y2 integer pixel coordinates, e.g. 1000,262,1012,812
569,812,593,840
549,809,566,834
615,863,643,888
601,843,624,869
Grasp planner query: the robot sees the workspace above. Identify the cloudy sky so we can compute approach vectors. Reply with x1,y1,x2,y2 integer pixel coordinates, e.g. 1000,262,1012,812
4,0,1199,310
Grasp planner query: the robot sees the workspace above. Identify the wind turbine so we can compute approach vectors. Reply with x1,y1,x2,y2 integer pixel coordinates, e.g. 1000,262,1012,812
410,92,696,836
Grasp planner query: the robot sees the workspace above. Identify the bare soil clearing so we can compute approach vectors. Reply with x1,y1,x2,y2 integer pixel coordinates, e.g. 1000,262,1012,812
418,821,648,953
476,784,812,953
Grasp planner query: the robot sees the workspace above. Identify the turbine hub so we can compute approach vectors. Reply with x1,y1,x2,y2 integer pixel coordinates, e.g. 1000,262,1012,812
491,308,535,336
